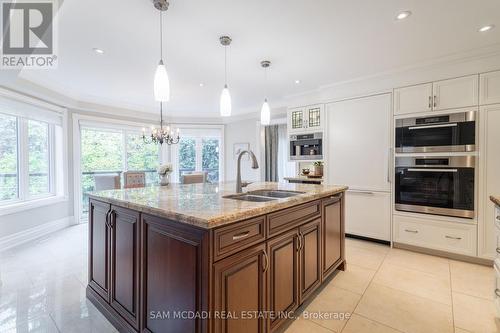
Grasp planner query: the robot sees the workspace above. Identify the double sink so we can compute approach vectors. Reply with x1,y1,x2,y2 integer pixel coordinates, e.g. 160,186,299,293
224,189,305,202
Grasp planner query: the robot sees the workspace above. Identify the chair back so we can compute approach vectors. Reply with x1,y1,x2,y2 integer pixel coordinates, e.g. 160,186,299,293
180,172,207,184
94,174,121,191
124,171,146,188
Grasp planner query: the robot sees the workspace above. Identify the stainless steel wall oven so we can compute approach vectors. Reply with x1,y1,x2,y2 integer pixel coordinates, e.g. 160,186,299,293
395,111,476,153
395,156,475,219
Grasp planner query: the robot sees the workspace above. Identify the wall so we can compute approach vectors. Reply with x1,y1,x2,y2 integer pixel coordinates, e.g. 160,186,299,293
224,119,262,182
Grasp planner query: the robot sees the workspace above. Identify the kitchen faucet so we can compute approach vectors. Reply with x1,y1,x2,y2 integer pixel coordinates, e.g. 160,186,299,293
236,150,259,193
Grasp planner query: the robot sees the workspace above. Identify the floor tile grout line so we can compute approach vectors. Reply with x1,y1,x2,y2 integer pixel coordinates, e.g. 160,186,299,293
452,289,495,302
448,259,456,330
353,313,408,333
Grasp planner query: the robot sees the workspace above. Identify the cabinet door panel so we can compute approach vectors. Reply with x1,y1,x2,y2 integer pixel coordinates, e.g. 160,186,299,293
213,244,267,333
327,93,391,191
322,195,343,279
142,214,208,333
299,219,321,302
394,83,433,115
88,199,111,301
433,75,478,110
268,230,299,331
110,206,140,329
480,70,500,105
479,105,500,259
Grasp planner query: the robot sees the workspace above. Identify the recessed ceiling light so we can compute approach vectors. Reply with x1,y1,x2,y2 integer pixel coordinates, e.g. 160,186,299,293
396,11,411,20
199,83,204,87
479,25,495,32
93,48,104,54
295,80,301,84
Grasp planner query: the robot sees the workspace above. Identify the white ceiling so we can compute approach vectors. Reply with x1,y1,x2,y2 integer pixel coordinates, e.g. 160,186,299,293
18,0,500,118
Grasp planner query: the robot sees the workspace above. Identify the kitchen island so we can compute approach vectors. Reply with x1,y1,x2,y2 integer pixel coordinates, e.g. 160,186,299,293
86,182,347,333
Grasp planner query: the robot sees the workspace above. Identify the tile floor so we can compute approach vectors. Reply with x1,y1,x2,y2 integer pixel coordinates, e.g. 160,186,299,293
0,224,498,333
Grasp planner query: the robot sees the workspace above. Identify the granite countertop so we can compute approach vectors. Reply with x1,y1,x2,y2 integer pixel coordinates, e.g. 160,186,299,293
284,176,324,182
88,182,347,229
490,195,500,207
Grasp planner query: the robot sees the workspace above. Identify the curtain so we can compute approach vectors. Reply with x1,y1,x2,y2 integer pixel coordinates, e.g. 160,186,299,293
264,125,279,181
277,124,296,182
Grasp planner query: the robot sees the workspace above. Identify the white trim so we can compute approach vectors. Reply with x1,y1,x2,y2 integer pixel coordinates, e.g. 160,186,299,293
0,195,68,216
0,86,66,114
0,216,74,252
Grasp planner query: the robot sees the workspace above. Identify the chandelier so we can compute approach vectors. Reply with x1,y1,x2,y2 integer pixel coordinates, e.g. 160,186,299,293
143,0,180,145
142,103,180,145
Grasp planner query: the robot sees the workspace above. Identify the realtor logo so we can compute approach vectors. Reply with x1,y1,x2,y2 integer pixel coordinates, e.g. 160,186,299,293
1,0,58,68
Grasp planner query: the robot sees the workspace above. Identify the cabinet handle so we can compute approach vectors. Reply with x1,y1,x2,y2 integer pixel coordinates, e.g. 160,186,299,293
404,229,418,234
433,95,437,108
232,231,250,241
496,247,500,254
428,96,432,109
349,190,374,195
105,209,112,228
108,210,115,228
445,235,462,240
299,233,305,251
495,289,500,298
263,250,269,273
296,234,302,251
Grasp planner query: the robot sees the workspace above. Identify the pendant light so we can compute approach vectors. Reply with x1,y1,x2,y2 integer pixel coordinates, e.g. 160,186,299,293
219,36,232,117
260,60,271,125
153,0,170,102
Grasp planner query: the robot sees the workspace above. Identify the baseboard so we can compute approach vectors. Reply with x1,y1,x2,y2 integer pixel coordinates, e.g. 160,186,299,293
0,216,75,252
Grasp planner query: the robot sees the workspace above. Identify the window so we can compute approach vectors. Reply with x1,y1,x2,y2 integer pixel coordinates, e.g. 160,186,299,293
0,106,65,209
172,127,223,183
80,126,160,218
0,114,18,201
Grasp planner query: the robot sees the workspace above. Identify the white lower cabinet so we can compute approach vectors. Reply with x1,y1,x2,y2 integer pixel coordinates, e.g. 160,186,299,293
394,215,477,256
345,191,391,241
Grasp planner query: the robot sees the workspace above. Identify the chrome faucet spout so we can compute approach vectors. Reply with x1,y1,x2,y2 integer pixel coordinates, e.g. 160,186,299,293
236,150,259,193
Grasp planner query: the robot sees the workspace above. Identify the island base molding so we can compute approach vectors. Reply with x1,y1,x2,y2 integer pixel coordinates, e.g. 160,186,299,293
86,191,346,333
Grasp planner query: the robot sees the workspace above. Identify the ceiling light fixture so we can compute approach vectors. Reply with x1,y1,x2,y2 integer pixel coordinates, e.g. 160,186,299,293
260,60,271,125
153,0,170,102
396,11,411,20
479,24,495,32
295,80,301,84
219,36,232,117
143,0,179,145
93,48,104,54
199,83,204,87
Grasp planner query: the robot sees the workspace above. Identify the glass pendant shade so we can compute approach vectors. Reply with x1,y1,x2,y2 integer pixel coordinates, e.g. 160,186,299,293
154,60,170,102
220,84,232,117
260,99,270,125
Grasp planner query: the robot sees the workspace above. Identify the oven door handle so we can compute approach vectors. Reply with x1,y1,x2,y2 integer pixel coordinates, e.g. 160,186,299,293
407,168,458,173
408,123,458,130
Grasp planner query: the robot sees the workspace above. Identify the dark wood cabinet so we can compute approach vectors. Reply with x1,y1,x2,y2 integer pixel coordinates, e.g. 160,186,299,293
109,206,140,330
267,230,299,332
213,243,267,333
87,192,346,333
321,194,344,279
88,199,111,302
299,218,322,302
141,214,209,333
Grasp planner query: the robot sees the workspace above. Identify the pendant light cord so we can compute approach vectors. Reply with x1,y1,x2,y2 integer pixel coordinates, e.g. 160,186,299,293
224,45,227,86
159,11,163,60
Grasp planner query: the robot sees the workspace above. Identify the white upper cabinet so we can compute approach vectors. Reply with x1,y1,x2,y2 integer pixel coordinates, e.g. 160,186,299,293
394,83,433,115
394,75,479,115
480,70,500,105
287,104,324,133
432,75,479,111
326,93,391,192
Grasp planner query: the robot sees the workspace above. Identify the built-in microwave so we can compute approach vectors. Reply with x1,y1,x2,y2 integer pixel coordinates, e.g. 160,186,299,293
395,156,475,219
395,111,476,153
289,132,323,161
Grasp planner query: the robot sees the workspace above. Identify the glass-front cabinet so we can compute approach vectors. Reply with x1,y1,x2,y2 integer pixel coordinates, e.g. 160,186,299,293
287,104,324,133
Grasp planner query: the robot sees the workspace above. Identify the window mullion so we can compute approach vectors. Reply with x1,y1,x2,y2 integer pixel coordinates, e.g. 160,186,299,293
49,124,56,194
122,130,128,172
196,137,202,172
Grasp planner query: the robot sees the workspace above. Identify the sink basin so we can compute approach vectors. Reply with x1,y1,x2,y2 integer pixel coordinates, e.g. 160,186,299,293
246,190,305,198
224,194,277,202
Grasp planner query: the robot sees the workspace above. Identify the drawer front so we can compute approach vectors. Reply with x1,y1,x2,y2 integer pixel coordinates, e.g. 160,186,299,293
394,215,477,256
268,200,321,236
213,216,266,261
